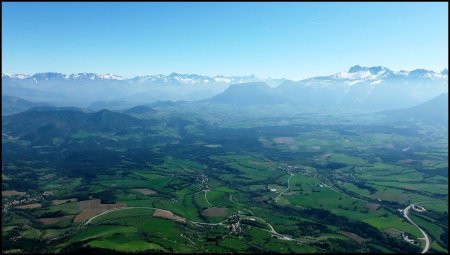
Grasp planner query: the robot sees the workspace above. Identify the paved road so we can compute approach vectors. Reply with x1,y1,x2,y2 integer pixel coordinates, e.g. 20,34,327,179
403,203,430,254
82,206,170,227
275,172,294,203
249,215,297,241
82,206,232,227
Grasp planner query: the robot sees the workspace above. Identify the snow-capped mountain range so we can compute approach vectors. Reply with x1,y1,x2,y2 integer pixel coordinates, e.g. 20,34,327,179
2,72,284,104
130,73,267,85
2,66,448,111
2,72,125,81
3,65,447,85
2,72,277,85
276,66,448,111
288,65,447,88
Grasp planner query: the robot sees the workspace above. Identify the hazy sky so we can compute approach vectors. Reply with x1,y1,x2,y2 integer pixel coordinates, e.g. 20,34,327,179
2,2,448,79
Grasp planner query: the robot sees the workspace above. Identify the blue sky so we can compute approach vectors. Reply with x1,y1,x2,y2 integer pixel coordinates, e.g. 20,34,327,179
2,2,448,79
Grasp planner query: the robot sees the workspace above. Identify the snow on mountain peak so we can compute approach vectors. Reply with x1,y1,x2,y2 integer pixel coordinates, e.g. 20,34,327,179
5,74,30,79
129,73,263,85
332,66,448,82
58,73,125,81
335,66,385,80
3,67,446,86
98,74,125,80
336,70,373,80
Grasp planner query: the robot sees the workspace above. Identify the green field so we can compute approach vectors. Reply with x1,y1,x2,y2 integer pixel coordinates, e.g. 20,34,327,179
2,109,447,253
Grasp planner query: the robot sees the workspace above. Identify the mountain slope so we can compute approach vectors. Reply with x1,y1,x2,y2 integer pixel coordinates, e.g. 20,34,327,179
207,82,286,106
2,95,49,116
380,93,448,127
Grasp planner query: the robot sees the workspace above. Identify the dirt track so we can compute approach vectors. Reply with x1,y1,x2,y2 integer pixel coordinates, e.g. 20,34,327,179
153,209,185,222
74,199,127,222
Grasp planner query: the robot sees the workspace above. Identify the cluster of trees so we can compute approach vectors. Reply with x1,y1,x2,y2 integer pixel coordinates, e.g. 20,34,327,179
2,178,38,192
2,227,48,253
92,190,118,204
2,238,49,253
38,210,66,218
315,238,365,253
441,229,448,249
2,164,41,193
412,210,448,249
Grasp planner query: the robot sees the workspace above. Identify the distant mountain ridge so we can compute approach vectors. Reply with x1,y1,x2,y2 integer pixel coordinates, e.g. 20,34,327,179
2,72,282,85
2,72,285,104
3,66,446,85
276,65,448,111
3,66,447,111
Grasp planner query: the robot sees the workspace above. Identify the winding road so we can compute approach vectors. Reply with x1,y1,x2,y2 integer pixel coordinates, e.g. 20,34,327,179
403,203,430,254
80,205,298,243
82,179,431,253
81,206,233,228
229,194,241,205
